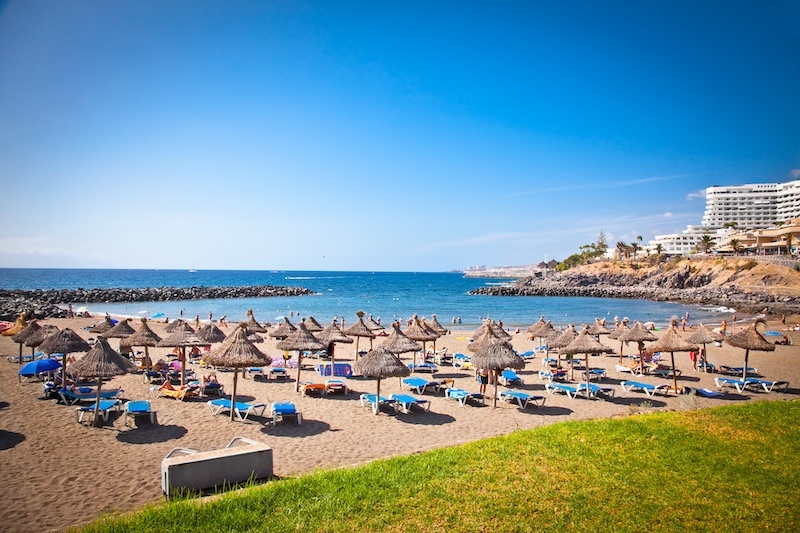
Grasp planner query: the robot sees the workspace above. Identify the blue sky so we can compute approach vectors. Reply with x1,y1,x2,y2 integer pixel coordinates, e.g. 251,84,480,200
1,1,798,271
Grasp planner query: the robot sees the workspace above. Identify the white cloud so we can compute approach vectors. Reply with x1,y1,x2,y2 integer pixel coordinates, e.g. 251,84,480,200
685,189,706,201
790,169,800,179
663,212,673,218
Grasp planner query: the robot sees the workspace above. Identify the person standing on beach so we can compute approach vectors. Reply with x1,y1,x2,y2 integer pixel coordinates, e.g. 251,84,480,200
477,367,489,395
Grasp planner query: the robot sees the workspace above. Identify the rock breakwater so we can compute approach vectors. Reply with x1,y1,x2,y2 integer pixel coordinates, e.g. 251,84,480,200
470,263,800,314
0,285,314,321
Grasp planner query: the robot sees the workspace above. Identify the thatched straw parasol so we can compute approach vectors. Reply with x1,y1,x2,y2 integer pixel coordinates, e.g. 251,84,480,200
197,323,227,344
366,314,385,333
645,318,699,393
164,319,187,334
246,331,265,343
381,322,423,357
421,317,445,356
88,317,116,334
25,324,60,352
304,316,324,333
156,322,209,386
687,323,725,372
353,346,410,415
37,328,91,386
404,315,437,368
244,309,269,333
608,319,630,340
548,324,579,368
528,318,556,355
617,321,657,362
588,318,613,336
344,311,376,360
470,331,525,408
11,320,40,364
2,313,27,337
69,338,136,426
122,318,162,374
526,316,546,335
204,324,272,421
269,318,297,340
276,319,325,392
561,326,614,393
472,320,512,342
725,318,775,381
426,314,448,336
100,318,136,339
316,319,353,378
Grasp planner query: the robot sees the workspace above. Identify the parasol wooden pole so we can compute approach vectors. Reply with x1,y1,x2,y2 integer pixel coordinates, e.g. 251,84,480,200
742,349,750,382
180,347,187,387
671,352,678,393
17,342,23,365
230,368,239,421
354,337,360,361
92,378,104,427
328,342,336,379
295,351,303,392
374,377,381,415
586,353,591,398
492,369,498,408
619,341,625,363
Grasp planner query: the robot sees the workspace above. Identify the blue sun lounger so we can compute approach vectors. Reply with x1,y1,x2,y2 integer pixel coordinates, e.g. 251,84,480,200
445,388,485,406
518,350,536,360
76,399,122,423
389,393,430,414
539,369,568,383
408,362,438,374
714,377,759,393
59,387,124,405
359,394,397,414
545,382,580,398
206,398,267,421
576,382,615,399
499,390,545,409
748,378,790,392
719,366,757,376
620,381,670,397
270,402,302,425
690,387,726,398
499,369,523,386
123,400,157,426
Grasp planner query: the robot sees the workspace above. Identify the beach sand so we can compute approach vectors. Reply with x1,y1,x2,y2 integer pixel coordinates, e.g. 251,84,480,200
1,315,798,532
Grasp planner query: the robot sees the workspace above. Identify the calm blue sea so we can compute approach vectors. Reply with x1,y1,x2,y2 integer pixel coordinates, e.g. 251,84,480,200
0,268,735,328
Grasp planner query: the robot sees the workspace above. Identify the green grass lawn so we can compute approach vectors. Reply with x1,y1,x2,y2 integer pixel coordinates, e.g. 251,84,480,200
78,401,800,532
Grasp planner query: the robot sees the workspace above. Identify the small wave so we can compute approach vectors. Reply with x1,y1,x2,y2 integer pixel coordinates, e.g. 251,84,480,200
285,276,345,280
700,306,736,313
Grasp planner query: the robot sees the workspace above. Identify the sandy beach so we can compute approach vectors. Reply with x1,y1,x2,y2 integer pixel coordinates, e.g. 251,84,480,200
1,315,798,532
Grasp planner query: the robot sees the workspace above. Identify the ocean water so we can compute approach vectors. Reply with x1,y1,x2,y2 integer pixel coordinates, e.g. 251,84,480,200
0,268,735,328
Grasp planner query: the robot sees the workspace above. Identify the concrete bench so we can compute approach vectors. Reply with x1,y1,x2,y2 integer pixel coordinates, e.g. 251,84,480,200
161,437,273,498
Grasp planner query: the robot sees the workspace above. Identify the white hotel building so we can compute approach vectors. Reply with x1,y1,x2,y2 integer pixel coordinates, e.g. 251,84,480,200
649,179,800,255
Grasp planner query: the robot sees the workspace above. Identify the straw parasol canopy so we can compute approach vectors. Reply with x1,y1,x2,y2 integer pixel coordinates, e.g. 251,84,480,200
2,312,27,337
381,322,423,356
156,322,209,386
588,318,613,336
11,320,40,364
100,318,136,339
269,318,297,340
276,319,326,392
725,318,775,381
25,324,60,350
646,318,699,393
197,323,227,344
528,318,556,355
304,315,324,333
426,314,448,336
548,324,579,367
204,324,272,421
164,319,187,333
344,311,376,360
470,333,525,408
472,320,512,342
244,309,269,333
88,317,116,334
316,319,353,379
353,346,410,415
122,318,162,373
246,331,265,343
69,338,136,426
687,323,725,372
366,314,385,332
404,315,437,367
526,316,546,335
608,320,630,340
561,326,614,387
617,321,657,362
37,328,91,386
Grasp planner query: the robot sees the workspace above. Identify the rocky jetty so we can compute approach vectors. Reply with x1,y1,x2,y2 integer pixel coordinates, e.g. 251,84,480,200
470,260,800,314
0,285,315,321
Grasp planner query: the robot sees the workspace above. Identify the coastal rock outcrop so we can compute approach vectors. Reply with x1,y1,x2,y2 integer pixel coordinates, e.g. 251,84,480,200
0,285,315,321
470,259,800,314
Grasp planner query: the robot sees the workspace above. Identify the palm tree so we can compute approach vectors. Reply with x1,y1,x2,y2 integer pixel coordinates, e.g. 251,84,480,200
630,241,640,259
730,238,741,255
697,234,715,254
616,241,627,261
655,243,664,256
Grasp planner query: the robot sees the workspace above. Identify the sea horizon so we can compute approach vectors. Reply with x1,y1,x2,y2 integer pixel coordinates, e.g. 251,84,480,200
0,268,738,329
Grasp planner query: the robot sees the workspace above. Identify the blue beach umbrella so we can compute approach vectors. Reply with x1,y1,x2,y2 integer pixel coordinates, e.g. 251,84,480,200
151,312,165,319
19,358,61,382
